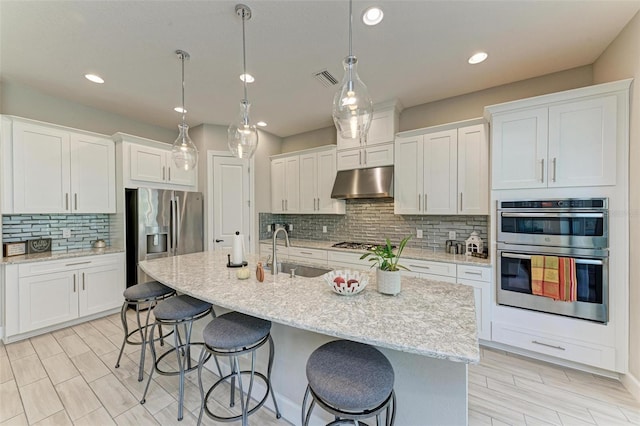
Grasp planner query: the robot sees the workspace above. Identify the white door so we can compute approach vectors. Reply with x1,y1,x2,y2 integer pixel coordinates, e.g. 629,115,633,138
394,135,422,214
423,129,457,215
457,124,488,215
211,155,250,254
19,271,78,333
70,134,116,213
299,153,318,213
271,158,286,213
78,262,123,316
130,144,166,183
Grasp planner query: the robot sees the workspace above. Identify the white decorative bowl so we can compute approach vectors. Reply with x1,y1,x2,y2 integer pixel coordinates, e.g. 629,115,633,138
323,270,369,295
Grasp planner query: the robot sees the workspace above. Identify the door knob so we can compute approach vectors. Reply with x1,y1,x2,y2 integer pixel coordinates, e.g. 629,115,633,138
215,239,224,243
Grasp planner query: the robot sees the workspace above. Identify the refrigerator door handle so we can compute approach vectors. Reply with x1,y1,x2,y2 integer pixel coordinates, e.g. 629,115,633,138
174,196,181,254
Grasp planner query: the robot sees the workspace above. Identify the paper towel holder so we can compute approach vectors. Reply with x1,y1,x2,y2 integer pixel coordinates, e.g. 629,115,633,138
227,231,248,268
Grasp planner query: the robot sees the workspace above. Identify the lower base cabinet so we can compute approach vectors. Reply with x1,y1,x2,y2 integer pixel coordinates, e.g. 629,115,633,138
5,253,124,339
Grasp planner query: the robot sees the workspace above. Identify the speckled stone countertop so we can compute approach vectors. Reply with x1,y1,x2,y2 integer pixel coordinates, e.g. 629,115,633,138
139,251,480,364
260,238,491,266
1,247,125,264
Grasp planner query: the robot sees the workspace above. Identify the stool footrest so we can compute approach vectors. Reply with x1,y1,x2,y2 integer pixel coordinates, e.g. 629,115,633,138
203,371,271,422
154,342,211,376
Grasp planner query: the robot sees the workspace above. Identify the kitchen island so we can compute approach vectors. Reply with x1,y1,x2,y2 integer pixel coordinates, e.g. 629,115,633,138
139,250,479,425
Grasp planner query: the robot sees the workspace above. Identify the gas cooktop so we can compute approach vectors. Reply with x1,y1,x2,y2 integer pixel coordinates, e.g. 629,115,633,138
332,241,396,251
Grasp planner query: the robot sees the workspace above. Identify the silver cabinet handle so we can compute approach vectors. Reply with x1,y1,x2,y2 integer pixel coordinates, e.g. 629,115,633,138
74,193,78,211
285,199,288,211
409,264,429,269
282,199,284,211
168,167,171,181
464,270,483,276
65,193,69,210
73,274,76,292
532,340,565,351
364,150,367,165
82,272,85,290
418,194,421,211
540,159,545,183
424,193,427,211
552,157,557,182
460,193,463,211
359,150,362,166
163,166,166,181
300,251,313,255
66,261,91,266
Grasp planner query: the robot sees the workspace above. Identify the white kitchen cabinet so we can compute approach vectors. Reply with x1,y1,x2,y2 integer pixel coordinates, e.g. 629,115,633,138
271,156,300,213
9,118,116,214
402,258,457,283
327,250,371,271
336,101,399,171
300,148,345,214
395,119,487,215
288,247,328,267
5,253,124,339
114,133,197,190
457,264,492,341
259,243,289,261
487,85,622,190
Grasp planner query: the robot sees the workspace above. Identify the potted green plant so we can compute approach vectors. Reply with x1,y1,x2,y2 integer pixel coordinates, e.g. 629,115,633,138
360,236,411,295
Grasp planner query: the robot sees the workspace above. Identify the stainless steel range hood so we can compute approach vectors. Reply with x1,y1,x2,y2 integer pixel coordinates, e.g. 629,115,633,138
330,166,394,199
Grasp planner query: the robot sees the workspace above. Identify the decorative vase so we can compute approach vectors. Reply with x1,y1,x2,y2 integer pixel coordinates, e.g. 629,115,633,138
376,268,401,295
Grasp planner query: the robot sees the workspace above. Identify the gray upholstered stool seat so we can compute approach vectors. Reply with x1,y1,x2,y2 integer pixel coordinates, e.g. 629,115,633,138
115,281,176,382
197,312,281,426
302,340,396,426
141,294,215,421
153,294,212,321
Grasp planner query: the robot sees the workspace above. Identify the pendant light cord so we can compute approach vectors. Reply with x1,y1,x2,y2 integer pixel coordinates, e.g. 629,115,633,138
347,0,354,90
242,9,248,103
348,0,353,58
181,53,186,124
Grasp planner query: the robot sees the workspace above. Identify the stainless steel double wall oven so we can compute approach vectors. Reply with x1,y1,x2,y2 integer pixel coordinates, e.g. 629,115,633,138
496,198,609,323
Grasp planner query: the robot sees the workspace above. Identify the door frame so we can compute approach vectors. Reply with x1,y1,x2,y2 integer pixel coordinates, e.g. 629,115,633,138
206,150,255,253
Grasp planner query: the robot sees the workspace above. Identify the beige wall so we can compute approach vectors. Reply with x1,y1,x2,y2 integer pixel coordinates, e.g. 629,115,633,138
400,66,593,131
281,126,336,154
594,11,640,384
0,81,177,143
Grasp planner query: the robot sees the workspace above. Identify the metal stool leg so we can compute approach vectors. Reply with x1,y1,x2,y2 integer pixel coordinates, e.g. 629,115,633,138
267,335,282,418
140,322,158,404
114,301,129,369
197,345,208,426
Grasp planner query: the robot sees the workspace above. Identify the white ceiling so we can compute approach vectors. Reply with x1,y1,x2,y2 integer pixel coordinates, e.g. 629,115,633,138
1,1,638,138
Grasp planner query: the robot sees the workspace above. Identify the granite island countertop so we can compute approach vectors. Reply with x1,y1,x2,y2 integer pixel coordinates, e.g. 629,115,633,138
259,238,491,266
139,250,480,364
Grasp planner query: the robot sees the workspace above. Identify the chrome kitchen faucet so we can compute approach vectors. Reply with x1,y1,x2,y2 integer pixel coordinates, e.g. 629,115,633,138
271,227,290,275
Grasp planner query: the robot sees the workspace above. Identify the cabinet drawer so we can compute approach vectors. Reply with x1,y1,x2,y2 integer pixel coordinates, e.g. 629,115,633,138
259,243,288,259
288,247,327,262
18,255,118,277
404,259,456,278
492,321,615,370
328,251,370,268
457,265,492,283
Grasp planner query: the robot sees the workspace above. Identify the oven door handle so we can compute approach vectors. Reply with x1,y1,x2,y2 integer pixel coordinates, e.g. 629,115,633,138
500,252,604,265
501,212,605,218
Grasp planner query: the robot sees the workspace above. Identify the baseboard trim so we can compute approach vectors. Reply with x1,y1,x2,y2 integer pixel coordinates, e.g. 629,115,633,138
621,372,640,402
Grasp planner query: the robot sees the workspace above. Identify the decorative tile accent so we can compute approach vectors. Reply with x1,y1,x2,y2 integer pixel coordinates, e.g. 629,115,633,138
2,214,110,251
259,199,488,251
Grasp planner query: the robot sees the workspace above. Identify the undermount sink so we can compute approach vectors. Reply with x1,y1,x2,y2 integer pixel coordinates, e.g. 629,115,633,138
268,262,332,278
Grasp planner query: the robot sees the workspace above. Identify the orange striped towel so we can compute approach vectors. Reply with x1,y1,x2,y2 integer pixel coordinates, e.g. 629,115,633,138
541,256,561,300
559,257,577,302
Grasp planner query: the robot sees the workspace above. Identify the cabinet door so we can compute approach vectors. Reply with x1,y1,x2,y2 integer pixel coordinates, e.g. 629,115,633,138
271,159,286,213
19,271,78,333
70,134,116,213
336,148,362,170
457,124,488,215
423,130,457,215
366,109,396,146
548,96,617,187
299,153,318,213
394,135,423,214
491,108,548,189
284,156,300,213
12,121,70,213
78,262,123,316
130,144,167,183
364,143,394,167
317,150,345,214
457,278,491,341
167,162,197,187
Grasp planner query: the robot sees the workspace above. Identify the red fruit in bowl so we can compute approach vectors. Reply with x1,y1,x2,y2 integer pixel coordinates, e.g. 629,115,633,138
347,279,358,287
333,277,345,286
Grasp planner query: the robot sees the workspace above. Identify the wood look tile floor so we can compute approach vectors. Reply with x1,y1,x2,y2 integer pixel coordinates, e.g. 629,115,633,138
0,312,638,425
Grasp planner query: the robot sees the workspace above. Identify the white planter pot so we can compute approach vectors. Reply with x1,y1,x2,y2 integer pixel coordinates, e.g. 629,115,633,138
376,268,401,295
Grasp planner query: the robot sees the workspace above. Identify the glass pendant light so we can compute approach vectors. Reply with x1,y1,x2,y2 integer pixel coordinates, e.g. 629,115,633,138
228,4,258,159
332,0,373,141
172,50,198,170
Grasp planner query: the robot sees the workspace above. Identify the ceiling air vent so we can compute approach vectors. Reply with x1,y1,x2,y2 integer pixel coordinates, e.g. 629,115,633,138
313,69,338,87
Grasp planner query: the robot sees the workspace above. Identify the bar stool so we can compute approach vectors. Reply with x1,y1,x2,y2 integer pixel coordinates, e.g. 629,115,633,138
115,281,176,381
141,294,216,421
197,311,281,426
302,340,396,426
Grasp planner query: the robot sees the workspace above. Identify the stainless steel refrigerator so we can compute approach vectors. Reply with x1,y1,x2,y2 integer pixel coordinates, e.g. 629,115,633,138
125,188,204,288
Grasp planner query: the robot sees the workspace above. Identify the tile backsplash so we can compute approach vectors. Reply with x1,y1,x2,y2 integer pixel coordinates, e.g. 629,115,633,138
259,199,488,251
2,214,111,251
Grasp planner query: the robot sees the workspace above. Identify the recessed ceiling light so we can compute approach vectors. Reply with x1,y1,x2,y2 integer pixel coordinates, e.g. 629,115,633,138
174,107,187,113
85,74,104,84
257,121,267,127
362,7,384,26
239,73,255,83
468,52,488,65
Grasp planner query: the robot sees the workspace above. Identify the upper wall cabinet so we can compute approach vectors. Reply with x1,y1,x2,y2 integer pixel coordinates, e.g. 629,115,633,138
394,119,488,215
271,146,345,215
2,117,116,214
486,80,630,190
113,133,197,190
336,101,401,171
